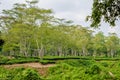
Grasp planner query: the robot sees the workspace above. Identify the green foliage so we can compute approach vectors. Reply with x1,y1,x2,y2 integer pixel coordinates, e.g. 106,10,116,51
88,0,120,27
0,55,9,64
86,64,101,74
1,55,120,65
14,68,42,80
46,60,120,80
0,55,57,65
58,59,95,67
101,62,109,67
0,67,43,80
0,58,38,65
0,67,10,80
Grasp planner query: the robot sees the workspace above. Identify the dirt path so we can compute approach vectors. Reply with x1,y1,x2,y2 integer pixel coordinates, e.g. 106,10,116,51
2,62,55,68
2,62,56,76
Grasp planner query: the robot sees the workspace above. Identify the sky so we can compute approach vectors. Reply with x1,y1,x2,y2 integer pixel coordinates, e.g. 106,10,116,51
0,0,120,36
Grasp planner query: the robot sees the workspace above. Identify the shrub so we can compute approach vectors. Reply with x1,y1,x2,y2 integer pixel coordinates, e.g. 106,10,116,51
101,62,109,67
0,67,43,80
90,65,101,74
0,55,9,64
13,68,42,80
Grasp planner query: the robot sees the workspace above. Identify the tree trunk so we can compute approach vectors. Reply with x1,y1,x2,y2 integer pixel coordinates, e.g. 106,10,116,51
71,49,74,56
93,50,97,58
58,46,62,56
36,40,44,60
111,49,114,58
82,47,86,56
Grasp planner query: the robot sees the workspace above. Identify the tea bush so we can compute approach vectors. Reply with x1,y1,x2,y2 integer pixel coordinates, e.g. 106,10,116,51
0,67,43,80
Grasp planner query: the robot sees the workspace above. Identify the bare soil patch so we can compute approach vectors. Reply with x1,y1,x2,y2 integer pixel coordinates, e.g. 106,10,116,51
1,62,55,76
3,62,55,68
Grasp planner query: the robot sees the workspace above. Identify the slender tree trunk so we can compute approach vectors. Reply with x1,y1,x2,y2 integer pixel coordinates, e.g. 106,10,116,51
74,50,77,56
58,46,62,56
93,50,97,58
39,45,44,60
24,39,28,57
111,49,114,58
71,49,74,56
26,41,32,57
20,39,25,56
82,47,86,56
36,40,44,60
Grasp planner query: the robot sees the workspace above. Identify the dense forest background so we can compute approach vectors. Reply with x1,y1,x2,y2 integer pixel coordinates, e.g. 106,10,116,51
0,0,120,59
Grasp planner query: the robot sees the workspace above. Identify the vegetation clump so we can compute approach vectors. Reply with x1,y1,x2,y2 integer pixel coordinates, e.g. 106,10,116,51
0,67,43,80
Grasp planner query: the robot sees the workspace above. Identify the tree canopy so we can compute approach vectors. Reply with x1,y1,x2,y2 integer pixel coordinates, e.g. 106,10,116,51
87,0,120,27
0,0,120,58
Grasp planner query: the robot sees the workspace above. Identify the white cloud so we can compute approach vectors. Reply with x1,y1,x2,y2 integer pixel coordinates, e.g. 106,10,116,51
108,27,116,33
38,0,93,27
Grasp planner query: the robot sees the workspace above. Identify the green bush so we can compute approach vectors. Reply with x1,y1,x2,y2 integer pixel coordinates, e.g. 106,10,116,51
101,62,109,67
90,65,101,74
39,60,55,65
0,67,10,80
47,60,120,80
0,55,9,64
13,68,42,80
58,59,95,68
0,67,43,80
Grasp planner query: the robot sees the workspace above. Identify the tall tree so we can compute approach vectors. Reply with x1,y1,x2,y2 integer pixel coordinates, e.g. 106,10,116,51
92,32,106,57
0,0,53,57
105,33,119,57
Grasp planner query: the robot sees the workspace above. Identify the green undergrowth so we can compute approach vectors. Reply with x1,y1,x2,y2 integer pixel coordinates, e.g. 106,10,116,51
1,57,120,80
46,60,120,80
0,67,43,80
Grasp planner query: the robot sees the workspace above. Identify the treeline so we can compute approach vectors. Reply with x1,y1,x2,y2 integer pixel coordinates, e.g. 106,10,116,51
0,1,120,58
